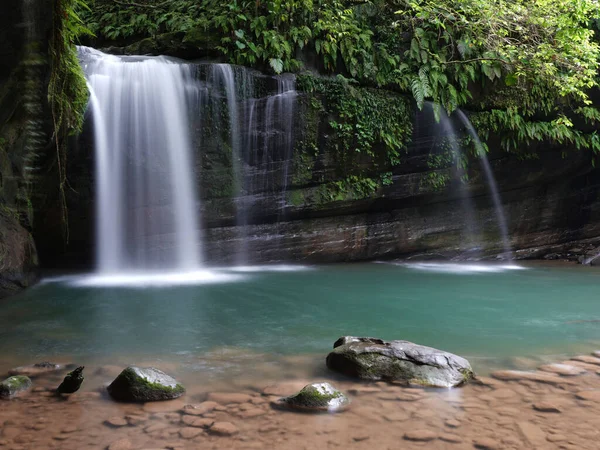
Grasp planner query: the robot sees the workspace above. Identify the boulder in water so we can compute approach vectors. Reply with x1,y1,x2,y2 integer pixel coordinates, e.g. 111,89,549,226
271,382,350,413
326,336,474,388
0,375,32,399
107,367,185,402
57,366,85,394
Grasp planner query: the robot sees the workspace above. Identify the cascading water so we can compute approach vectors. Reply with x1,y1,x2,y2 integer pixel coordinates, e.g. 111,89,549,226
209,65,296,264
427,103,481,257
79,46,203,273
456,110,513,259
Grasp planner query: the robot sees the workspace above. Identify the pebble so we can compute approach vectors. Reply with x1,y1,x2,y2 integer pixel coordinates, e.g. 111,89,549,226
207,393,253,404
352,435,370,442
179,427,203,439
238,408,265,418
403,430,437,442
209,422,239,436
104,417,128,427
533,402,561,413
439,433,462,443
181,416,214,428
182,401,219,416
108,438,132,450
445,419,461,428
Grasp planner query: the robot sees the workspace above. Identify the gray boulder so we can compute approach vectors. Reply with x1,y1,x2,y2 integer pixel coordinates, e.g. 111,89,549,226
107,367,185,402
271,382,350,413
326,336,474,388
0,375,32,399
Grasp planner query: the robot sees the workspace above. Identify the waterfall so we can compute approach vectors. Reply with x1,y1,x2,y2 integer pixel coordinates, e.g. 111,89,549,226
428,103,481,257
79,46,202,273
209,65,296,264
456,110,513,259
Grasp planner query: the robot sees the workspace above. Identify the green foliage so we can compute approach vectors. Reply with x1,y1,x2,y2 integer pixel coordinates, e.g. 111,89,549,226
49,0,92,239
298,73,412,199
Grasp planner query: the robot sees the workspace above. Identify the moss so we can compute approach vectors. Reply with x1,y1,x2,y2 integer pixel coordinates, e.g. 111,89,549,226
108,367,185,402
0,375,33,398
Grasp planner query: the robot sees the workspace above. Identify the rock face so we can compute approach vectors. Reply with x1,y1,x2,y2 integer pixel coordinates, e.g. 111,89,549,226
57,366,85,394
107,367,185,402
326,336,474,388
0,375,32,399
272,382,350,413
55,62,600,268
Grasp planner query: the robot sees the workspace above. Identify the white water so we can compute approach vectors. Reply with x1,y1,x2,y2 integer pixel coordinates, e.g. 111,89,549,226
79,47,202,273
456,110,513,260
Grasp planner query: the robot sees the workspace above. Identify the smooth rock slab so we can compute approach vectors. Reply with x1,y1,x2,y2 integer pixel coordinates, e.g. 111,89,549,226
107,367,185,402
0,376,32,399
533,402,561,413
326,336,474,387
182,402,218,416
403,430,437,441
9,362,63,377
490,370,575,385
575,390,600,402
206,393,252,405
209,422,238,436
571,355,600,366
271,382,350,413
538,363,586,376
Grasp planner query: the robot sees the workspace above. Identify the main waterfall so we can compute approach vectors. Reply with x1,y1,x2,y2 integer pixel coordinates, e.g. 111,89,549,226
79,47,202,273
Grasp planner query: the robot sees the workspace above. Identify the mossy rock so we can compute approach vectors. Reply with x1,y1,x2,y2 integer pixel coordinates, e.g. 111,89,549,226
0,375,32,399
326,336,474,388
107,367,185,402
271,382,350,413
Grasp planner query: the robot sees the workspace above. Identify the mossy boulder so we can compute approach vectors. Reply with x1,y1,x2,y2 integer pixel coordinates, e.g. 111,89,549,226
271,382,350,413
326,336,474,388
107,367,185,402
0,375,32,399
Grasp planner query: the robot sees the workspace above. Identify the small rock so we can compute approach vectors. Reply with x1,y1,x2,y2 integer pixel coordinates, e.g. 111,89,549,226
271,383,350,413
238,408,265,418
181,416,214,428
0,376,32,399
108,438,132,450
592,351,600,358
445,419,461,428
57,366,84,394
533,402,561,413
206,393,253,404
473,438,500,449
209,422,238,436
353,435,370,442
181,401,219,416
143,399,187,413
104,417,128,427
403,430,437,442
439,433,462,443
179,427,203,439
575,390,600,402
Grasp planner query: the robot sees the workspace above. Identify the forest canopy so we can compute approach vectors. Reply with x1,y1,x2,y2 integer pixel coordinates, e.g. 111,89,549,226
79,0,600,155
